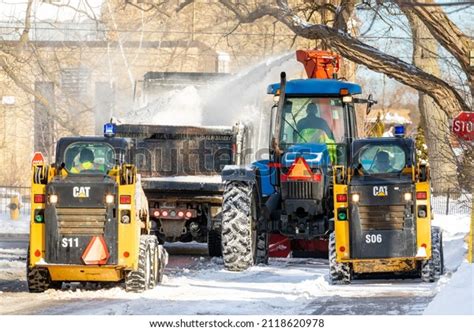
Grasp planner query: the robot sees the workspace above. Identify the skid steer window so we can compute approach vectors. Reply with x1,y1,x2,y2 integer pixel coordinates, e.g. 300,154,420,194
358,144,406,175
64,143,116,174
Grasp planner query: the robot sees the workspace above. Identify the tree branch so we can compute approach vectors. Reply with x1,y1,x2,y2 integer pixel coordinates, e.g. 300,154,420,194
396,0,471,74
215,0,469,115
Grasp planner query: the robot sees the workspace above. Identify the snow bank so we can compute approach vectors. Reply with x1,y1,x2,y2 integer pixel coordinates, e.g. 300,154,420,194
424,262,474,315
0,214,29,235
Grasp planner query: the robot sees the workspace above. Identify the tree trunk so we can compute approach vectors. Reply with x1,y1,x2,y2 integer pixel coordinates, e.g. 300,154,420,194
406,2,458,193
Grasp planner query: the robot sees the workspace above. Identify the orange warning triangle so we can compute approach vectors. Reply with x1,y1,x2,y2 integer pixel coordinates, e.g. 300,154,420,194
82,236,110,265
288,157,313,180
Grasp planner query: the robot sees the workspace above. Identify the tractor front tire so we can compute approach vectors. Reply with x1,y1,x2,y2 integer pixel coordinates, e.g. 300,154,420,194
221,181,258,271
328,232,351,284
125,236,153,292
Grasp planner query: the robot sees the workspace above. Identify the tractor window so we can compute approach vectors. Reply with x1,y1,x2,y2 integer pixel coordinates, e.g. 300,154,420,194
64,143,116,174
280,97,345,146
357,144,406,175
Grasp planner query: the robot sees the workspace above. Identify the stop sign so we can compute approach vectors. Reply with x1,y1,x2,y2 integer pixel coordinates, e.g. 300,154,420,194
31,152,45,166
452,111,474,141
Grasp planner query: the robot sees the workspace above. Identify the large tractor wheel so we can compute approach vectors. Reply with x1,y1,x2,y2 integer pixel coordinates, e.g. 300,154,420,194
207,229,222,257
421,227,444,282
328,233,351,284
222,181,260,271
125,236,154,292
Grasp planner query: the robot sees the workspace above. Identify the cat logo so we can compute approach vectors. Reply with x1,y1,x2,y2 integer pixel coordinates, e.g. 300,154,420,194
73,186,91,198
373,186,388,197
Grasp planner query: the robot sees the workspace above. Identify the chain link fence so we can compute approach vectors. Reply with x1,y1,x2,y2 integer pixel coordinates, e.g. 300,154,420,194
431,191,472,216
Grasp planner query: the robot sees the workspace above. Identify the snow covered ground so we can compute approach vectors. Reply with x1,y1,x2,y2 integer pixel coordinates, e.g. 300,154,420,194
424,262,473,315
0,211,471,315
0,214,29,235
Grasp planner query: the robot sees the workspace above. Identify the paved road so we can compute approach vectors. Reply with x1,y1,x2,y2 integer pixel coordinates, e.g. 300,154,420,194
0,237,440,315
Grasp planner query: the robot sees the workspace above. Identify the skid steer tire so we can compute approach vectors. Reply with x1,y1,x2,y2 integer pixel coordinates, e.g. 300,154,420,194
147,236,160,289
207,229,223,257
421,227,443,282
256,231,269,265
27,248,52,293
328,233,351,284
222,181,257,271
125,236,152,292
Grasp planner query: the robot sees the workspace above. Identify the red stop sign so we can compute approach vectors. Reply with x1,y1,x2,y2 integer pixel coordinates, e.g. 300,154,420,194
452,111,474,141
31,152,45,166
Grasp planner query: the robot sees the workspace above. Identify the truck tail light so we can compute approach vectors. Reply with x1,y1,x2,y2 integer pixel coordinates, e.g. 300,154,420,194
34,194,46,203
416,191,427,200
120,195,131,204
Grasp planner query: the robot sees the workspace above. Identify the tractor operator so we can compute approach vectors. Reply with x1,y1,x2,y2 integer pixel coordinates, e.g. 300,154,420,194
296,103,337,163
371,150,396,173
70,148,105,174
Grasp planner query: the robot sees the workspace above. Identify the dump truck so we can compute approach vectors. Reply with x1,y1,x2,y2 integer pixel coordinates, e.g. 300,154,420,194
220,50,377,271
113,123,247,256
27,128,167,293
329,127,444,283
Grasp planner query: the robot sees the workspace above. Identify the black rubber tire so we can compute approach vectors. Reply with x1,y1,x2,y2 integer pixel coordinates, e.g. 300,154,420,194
421,227,443,282
328,233,351,284
256,230,269,265
431,227,443,280
125,236,152,292
207,229,223,257
27,248,52,293
157,245,168,284
221,181,257,271
147,236,159,289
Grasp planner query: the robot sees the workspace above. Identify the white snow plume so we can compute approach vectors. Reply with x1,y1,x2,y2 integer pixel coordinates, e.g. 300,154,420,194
120,52,303,153
121,86,203,126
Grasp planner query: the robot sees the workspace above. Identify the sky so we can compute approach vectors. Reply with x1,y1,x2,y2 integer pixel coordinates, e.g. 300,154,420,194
0,0,103,21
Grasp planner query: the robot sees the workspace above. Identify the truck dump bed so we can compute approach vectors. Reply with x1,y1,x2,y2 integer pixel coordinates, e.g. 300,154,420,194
115,124,238,199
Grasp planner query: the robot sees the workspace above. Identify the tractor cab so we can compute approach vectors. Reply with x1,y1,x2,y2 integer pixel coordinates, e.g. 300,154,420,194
264,50,367,240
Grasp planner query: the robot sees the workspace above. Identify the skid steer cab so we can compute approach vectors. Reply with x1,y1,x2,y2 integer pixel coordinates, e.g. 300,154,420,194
330,128,443,284
28,125,168,293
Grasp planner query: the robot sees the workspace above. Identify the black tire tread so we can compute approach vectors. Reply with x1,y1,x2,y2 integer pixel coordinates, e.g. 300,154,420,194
221,181,255,271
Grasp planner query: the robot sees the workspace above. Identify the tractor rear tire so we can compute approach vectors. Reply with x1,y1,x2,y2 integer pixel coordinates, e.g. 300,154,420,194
421,227,443,282
207,229,223,257
328,233,351,284
125,236,153,292
222,181,258,271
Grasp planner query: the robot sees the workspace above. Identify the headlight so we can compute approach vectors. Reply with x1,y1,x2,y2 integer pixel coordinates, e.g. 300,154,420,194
342,96,353,103
106,194,114,204
49,194,58,204
404,192,412,201
352,193,360,203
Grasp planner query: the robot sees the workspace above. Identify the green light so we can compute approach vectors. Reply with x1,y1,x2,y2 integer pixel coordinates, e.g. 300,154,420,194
338,212,347,220
35,214,44,223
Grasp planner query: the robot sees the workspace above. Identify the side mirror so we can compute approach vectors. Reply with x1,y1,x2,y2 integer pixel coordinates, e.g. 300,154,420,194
366,94,377,115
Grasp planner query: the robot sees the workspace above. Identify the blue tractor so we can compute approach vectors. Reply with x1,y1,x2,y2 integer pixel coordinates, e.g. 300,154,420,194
220,50,376,271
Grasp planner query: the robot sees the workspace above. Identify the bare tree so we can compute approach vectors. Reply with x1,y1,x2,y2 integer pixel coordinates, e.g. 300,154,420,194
174,0,472,190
